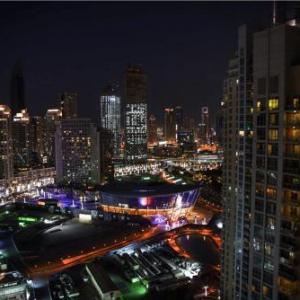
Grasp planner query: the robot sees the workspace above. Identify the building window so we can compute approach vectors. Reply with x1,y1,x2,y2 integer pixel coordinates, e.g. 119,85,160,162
257,78,266,95
257,128,266,140
266,187,277,199
269,113,279,126
257,143,265,155
256,156,265,168
285,112,300,126
268,129,278,141
268,98,279,111
257,113,266,126
255,213,264,226
257,99,266,112
267,143,278,156
285,144,300,157
269,76,279,94
267,158,277,171
286,97,300,110
286,129,300,141
266,216,275,230
266,202,276,215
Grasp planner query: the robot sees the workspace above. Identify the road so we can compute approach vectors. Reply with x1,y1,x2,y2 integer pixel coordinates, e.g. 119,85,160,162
24,223,220,278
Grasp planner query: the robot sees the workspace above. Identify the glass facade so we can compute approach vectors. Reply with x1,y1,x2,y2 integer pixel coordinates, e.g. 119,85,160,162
100,94,121,156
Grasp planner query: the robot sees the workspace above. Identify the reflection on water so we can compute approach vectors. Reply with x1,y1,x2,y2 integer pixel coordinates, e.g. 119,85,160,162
175,234,220,265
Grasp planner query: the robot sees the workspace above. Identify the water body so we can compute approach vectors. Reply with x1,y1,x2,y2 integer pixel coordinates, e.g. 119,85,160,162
175,234,220,265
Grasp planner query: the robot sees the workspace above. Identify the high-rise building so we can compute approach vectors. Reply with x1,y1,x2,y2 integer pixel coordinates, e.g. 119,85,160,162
175,106,184,141
55,118,98,184
222,56,240,300
148,114,158,146
248,23,300,300
30,116,44,166
222,23,300,300
199,106,210,144
12,109,31,171
100,84,121,156
59,92,78,119
184,116,197,139
0,105,13,180
215,101,225,147
10,61,25,115
124,65,147,162
98,128,114,183
164,108,176,144
221,25,253,300
44,109,62,166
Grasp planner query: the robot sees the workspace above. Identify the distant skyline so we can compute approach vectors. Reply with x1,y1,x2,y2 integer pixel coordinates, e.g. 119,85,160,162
0,2,274,123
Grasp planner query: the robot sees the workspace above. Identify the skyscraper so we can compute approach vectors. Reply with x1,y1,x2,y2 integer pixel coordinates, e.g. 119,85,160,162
124,65,147,162
221,24,253,300
44,108,62,166
55,118,98,184
248,23,300,300
10,61,25,115
30,116,44,166
199,106,210,144
98,127,114,183
148,114,158,146
215,101,225,147
175,106,184,141
12,109,31,171
164,108,176,144
0,105,13,180
59,92,78,119
222,22,300,300
100,84,121,156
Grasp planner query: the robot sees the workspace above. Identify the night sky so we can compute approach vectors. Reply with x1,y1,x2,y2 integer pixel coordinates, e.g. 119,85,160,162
0,2,273,123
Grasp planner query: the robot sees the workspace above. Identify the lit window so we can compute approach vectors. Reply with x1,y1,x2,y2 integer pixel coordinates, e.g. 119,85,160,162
257,101,261,111
268,129,278,140
268,98,279,111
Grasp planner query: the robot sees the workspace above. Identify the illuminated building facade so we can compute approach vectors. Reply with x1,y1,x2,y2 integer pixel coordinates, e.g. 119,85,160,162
98,128,114,183
0,105,13,180
12,109,31,171
55,118,99,184
10,61,25,115
44,108,62,166
59,92,78,119
222,23,300,300
199,106,210,144
0,167,55,199
148,114,158,146
124,65,148,162
100,84,121,156
215,101,225,147
175,106,184,142
248,24,300,300
30,116,44,165
100,182,200,218
221,25,253,300
164,108,176,144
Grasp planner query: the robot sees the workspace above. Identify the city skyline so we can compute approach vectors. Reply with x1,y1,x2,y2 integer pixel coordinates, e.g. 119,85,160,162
1,2,300,300
0,2,275,121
